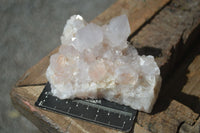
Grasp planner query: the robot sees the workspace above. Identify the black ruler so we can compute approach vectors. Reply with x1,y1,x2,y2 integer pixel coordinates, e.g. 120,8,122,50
35,82,137,132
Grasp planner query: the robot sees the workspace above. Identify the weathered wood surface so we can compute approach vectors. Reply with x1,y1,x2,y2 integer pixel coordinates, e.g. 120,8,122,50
178,56,200,133
11,86,123,133
16,0,170,87
138,39,200,133
92,0,170,32
11,84,153,133
130,0,200,79
129,0,200,132
162,43,200,133
137,100,198,133
10,0,200,133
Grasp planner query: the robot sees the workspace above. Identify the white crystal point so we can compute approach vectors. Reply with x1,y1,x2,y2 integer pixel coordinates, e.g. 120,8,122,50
46,14,162,113
61,15,87,45
73,23,103,52
104,14,130,50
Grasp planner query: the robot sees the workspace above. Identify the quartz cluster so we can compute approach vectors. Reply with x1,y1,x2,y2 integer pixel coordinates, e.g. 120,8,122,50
46,15,161,113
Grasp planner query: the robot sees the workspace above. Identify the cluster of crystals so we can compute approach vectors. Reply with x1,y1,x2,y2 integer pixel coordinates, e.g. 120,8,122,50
46,15,161,113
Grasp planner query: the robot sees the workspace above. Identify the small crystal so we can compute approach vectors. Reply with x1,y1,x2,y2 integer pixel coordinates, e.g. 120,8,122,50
73,23,103,52
46,14,161,113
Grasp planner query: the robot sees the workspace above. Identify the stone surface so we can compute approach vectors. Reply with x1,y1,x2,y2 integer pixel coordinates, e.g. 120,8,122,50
46,15,161,113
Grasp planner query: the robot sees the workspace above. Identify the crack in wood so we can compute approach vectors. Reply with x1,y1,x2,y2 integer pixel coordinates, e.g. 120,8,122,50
17,83,46,88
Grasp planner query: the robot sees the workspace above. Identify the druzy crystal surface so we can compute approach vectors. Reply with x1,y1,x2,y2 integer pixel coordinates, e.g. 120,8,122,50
46,15,161,113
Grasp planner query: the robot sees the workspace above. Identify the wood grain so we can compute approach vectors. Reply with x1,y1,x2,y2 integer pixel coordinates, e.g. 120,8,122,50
178,55,200,133
179,117,200,133
130,0,200,79
182,55,200,97
131,0,200,131
11,85,198,133
92,0,170,32
168,48,200,132
137,100,198,133
139,39,200,132
11,85,123,133
173,53,200,133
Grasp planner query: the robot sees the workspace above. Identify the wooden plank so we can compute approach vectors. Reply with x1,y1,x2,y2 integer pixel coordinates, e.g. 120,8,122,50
178,55,200,133
12,1,172,132
130,0,200,79
10,0,200,133
136,37,200,133
165,45,200,132
10,85,198,133
92,0,170,32
129,0,200,132
179,117,200,133
133,124,151,133
16,0,170,87
137,100,198,133
173,53,200,133
159,41,200,114
16,47,59,87
11,85,123,133
182,55,200,97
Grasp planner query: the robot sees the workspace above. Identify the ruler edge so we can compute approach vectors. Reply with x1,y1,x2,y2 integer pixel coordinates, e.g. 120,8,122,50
35,82,137,132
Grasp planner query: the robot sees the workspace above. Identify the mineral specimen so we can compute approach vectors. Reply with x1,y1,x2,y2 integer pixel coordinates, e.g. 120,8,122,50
46,15,161,113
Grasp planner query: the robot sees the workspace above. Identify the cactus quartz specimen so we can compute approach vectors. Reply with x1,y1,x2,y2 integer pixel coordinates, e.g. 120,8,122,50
46,15,161,113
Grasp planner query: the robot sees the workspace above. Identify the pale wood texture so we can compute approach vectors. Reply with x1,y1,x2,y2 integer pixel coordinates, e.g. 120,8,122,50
182,55,200,97
10,0,200,133
178,56,200,133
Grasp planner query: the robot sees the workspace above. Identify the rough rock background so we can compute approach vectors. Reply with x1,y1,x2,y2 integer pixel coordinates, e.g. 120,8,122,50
0,0,116,132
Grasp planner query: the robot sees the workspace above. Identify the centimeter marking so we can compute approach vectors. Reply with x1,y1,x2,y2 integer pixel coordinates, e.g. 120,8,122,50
40,104,130,129
73,99,132,117
35,82,137,132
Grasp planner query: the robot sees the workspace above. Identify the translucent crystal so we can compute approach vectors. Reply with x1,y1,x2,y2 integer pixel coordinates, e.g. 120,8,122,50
61,15,87,45
73,23,103,52
46,14,161,113
104,14,130,50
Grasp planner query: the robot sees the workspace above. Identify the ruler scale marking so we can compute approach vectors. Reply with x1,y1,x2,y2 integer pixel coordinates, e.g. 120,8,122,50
35,82,137,132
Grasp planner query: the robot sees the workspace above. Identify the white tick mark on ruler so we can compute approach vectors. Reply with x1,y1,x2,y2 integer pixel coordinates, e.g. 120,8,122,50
38,101,43,106
67,107,71,112
95,114,98,120
122,121,126,127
